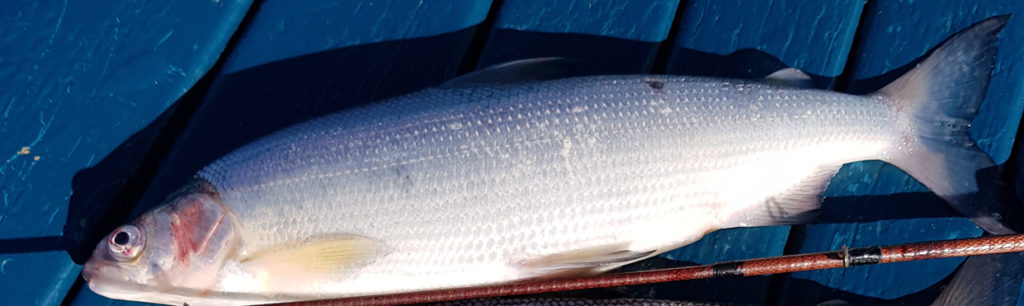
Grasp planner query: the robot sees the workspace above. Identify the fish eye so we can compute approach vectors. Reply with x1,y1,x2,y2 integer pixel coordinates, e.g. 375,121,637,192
108,225,145,261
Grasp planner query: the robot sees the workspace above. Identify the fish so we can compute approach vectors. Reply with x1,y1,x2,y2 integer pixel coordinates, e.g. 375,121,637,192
82,16,1012,305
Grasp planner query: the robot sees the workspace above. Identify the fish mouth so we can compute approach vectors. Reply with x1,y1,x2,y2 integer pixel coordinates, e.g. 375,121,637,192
81,266,139,300
81,264,181,305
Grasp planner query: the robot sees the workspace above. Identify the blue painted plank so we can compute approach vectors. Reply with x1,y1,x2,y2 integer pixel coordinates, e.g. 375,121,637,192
783,2,1024,303
1,0,251,305
493,0,679,42
669,0,863,79
657,1,864,304
74,2,489,303
477,0,680,74
223,0,492,75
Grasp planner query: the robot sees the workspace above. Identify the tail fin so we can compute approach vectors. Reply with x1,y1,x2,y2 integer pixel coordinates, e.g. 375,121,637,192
877,16,1018,234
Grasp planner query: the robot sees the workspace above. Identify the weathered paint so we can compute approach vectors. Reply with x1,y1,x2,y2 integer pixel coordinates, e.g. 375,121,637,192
492,0,680,42
222,0,493,74
672,0,863,77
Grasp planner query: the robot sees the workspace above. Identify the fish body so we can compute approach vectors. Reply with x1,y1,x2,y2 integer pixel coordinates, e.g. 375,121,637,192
205,75,888,296
83,17,1010,305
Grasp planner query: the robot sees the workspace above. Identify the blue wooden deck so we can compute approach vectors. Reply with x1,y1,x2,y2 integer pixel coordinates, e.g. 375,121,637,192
3,1,1024,305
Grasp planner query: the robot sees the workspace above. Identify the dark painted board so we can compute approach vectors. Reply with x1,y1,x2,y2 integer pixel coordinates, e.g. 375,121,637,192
221,0,493,75
478,0,680,74
1,0,251,305
73,1,489,304
493,0,678,42
668,0,863,82
656,1,863,304
782,1,1024,304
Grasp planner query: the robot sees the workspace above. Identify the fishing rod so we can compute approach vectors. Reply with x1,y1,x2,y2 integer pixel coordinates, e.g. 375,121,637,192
276,233,1024,306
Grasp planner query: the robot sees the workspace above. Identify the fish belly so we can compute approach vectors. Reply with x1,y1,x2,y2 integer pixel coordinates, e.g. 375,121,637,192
198,75,900,297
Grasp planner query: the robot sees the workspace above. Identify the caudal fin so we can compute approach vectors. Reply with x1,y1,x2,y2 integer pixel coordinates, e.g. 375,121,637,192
877,16,1019,234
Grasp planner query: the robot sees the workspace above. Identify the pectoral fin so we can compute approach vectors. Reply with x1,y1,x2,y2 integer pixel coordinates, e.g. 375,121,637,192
241,235,381,284
517,244,656,278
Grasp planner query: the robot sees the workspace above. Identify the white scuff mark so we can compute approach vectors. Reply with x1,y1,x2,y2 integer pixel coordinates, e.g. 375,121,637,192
154,30,174,49
0,258,11,274
33,107,57,148
63,138,81,161
48,205,60,226
167,64,186,77
19,157,38,180
2,96,14,118
48,0,68,45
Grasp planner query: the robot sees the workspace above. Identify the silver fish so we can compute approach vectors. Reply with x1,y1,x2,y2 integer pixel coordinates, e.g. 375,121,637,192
83,17,1009,305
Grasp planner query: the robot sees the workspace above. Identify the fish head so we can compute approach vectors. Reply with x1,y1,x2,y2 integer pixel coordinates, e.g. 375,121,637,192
83,180,239,304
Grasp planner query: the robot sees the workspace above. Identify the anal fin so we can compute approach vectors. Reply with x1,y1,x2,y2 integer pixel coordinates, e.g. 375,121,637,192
724,165,840,228
517,244,656,278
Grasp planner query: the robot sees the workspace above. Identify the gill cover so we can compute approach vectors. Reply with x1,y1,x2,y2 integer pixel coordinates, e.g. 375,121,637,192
151,180,239,290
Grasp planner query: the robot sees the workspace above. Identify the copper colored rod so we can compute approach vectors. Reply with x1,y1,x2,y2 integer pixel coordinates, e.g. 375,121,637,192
276,233,1024,306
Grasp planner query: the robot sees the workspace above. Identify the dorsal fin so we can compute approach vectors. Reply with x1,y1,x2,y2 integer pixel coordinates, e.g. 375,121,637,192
442,58,579,88
763,68,815,88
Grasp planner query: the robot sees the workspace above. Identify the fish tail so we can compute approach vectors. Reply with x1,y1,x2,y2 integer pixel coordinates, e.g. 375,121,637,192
877,15,1021,234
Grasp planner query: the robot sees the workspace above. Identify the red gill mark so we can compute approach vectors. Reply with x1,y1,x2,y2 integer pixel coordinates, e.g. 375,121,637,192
169,198,205,263
170,214,193,263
